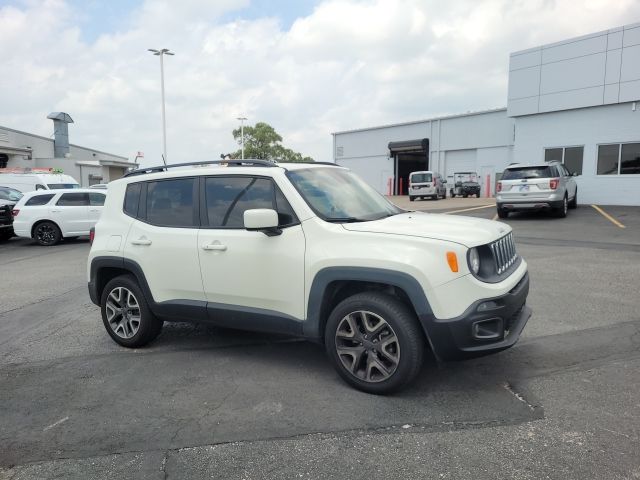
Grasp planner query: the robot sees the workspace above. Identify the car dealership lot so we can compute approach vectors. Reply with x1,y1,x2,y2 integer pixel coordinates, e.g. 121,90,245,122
1,205,639,479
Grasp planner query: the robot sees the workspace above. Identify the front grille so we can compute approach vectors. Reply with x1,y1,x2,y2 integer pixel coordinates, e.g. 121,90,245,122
489,232,518,275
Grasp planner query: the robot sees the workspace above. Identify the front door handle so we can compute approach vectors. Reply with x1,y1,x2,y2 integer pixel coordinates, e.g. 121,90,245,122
131,237,152,246
202,243,227,251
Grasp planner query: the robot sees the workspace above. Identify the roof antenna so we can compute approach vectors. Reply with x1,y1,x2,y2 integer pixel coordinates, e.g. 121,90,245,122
162,154,167,166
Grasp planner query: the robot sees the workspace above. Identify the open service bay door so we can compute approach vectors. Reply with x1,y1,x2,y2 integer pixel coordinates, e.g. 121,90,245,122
388,139,429,195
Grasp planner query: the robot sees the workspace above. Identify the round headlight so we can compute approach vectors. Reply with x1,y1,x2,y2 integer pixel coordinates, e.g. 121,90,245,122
469,247,480,274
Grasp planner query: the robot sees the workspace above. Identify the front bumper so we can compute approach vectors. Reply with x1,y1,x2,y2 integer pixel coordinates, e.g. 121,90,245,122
421,272,531,361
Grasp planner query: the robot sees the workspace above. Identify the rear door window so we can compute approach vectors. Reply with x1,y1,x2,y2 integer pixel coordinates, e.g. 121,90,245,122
501,167,552,180
89,193,106,206
146,178,197,227
25,194,55,206
56,192,89,206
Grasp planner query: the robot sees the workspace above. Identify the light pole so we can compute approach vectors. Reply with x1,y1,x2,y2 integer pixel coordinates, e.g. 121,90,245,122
148,48,174,165
237,116,247,160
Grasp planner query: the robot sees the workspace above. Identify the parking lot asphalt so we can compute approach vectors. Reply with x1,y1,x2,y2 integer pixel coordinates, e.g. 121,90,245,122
1,202,639,479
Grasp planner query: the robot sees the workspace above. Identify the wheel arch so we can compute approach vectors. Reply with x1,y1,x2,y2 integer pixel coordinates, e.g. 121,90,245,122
31,218,62,238
304,267,435,348
89,256,156,309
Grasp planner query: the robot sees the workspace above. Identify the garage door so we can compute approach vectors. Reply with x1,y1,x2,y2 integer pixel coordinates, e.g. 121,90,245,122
445,149,477,180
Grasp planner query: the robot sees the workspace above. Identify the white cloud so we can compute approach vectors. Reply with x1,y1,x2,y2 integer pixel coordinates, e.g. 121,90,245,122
1,0,639,165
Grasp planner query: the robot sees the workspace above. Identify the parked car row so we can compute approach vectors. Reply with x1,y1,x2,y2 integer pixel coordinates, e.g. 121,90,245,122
407,160,578,219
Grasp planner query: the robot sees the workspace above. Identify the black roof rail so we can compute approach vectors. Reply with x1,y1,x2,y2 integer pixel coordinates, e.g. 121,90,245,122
280,161,341,167
123,159,277,178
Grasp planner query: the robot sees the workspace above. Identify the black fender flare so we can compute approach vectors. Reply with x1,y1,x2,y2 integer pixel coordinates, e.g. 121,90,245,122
303,267,436,348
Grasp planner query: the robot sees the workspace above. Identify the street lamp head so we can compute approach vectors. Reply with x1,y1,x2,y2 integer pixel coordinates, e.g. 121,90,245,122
237,117,248,121
148,48,174,56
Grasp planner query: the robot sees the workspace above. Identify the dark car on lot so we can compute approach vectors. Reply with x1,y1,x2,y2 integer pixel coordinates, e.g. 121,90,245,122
450,172,481,198
0,186,23,241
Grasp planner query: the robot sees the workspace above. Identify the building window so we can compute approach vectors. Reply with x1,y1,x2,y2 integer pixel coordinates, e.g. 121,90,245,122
544,146,583,175
597,143,640,175
621,143,640,175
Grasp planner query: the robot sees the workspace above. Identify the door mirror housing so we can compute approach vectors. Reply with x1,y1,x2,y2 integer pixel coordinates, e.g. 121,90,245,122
244,209,281,236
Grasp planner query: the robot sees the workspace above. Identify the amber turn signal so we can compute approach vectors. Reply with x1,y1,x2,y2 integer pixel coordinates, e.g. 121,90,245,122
446,251,459,272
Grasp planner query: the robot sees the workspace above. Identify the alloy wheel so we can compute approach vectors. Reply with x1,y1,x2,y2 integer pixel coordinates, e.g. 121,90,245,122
105,287,142,339
334,310,400,383
35,224,57,245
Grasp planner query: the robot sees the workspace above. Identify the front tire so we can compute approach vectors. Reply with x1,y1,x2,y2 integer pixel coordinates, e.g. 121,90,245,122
409,196,415,202
101,275,163,348
325,292,425,394
569,189,577,209
33,221,61,246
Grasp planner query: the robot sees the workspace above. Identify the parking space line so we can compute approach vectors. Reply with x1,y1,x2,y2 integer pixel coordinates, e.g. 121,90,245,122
591,205,626,229
443,204,496,215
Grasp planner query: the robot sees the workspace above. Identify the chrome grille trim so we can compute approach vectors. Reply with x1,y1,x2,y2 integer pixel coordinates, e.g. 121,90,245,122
490,232,518,275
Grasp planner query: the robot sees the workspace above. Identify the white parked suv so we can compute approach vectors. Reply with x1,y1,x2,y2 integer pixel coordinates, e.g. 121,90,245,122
88,161,531,394
13,189,106,245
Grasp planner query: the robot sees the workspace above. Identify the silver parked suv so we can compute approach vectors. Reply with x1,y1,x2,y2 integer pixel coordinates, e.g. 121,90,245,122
496,161,578,219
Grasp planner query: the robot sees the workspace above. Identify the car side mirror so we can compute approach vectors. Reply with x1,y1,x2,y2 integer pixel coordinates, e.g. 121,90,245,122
244,209,281,236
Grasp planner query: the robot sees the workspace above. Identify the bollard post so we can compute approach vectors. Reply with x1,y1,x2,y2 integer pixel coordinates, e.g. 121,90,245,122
486,175,491,198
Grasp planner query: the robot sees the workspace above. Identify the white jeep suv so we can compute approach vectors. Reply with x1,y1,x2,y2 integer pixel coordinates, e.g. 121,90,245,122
88,161,531,394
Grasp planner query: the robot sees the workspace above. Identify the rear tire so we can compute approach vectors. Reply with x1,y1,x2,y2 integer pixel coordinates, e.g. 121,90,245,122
569,190,577,209
325,292,425,395
497,208,509,219
101,275,163,348
33,221,61,246
409,196,415,202
555,195,568,218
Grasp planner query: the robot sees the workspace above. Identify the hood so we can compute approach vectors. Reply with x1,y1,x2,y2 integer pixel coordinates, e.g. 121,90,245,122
0,199,16,208
341,211,509,247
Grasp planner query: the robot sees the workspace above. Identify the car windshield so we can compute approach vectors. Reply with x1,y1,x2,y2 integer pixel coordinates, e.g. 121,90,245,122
0,187,23,201
287,167,403,222
502,166,552,180
410,173,432,183
47,183,80,189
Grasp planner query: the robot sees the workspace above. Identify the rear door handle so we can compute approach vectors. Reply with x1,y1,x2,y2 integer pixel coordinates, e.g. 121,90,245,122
202,243,227,251
131,238,152,246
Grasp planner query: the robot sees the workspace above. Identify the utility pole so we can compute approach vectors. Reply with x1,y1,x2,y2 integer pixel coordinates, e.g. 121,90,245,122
148,48,174,165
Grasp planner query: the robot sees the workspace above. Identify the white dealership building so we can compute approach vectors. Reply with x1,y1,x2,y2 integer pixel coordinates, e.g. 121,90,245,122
332,22,640,205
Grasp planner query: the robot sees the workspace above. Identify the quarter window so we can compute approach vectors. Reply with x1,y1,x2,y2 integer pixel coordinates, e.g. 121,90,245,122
89,193,106,206
146,178,197,227
25,194,55,206
56,192,89,206
205,176,297,228
123,183,141,217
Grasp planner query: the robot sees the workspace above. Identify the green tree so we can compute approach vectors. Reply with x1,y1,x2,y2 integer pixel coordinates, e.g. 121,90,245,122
230,122,313,162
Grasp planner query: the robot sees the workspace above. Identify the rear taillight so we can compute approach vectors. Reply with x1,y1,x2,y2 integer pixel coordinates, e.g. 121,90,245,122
497,181,502,192
549,178,559,190
12,209,19,217
89,227,95,245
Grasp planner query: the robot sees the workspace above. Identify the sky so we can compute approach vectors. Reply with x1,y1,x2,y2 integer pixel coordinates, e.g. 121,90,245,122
1,0,639,167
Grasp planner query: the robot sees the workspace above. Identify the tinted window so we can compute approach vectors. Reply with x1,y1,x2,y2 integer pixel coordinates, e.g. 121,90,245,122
205,177,298,228
410,173,432,183
544,148,563,162
564,147,583,175
620,143,640,175
25,194,55,206
501,166,553,180
206,177,273,228
123,183,141,218
56,192,89,206
89,192,106,206
597,144,620,175
47,183,80,189
146,178,196,227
